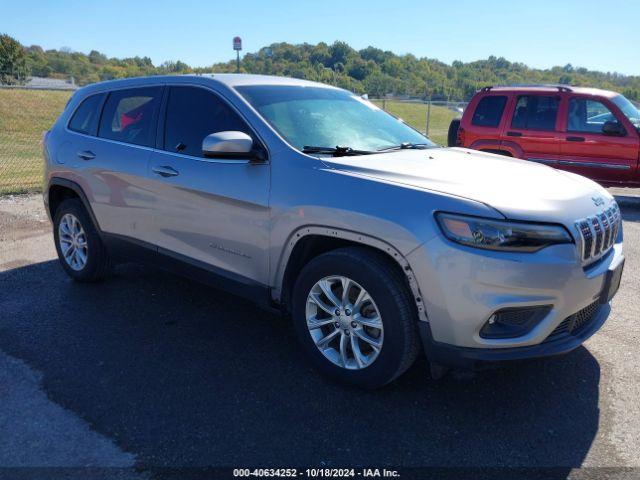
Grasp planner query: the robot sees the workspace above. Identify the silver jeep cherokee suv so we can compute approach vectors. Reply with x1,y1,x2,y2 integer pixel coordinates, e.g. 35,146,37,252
43,74,625,388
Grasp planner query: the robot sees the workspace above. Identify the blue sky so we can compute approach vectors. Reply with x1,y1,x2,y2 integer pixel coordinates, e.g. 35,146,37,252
2,0,638,75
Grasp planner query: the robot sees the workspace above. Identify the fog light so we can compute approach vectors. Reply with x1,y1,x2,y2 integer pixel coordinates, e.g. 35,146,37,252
480,306,552,339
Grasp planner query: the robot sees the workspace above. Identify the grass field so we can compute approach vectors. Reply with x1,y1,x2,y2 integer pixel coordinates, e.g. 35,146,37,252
0,90,459,195
372,100,460,145
0,89,72,194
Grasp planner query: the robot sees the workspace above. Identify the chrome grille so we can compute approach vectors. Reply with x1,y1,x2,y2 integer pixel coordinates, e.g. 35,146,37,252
600,212,610,247
575,204,620,264
591,217,603,253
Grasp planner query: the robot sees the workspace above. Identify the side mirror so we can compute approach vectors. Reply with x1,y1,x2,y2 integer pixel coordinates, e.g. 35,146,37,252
602,121,626,137
202,131,264,160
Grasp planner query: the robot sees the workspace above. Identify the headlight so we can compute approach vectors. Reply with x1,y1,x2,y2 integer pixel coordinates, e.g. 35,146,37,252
435,213,573,252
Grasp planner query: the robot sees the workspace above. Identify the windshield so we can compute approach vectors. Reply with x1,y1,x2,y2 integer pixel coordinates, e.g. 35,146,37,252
236,85,436,153
612,94,640,129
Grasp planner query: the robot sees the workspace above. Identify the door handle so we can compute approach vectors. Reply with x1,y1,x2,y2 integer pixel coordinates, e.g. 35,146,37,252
506,131,522,137
152,165,179,178
77,150,96,161
566,136,585,142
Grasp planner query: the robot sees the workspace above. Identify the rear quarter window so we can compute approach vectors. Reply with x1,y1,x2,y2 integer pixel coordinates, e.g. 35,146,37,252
471,96,507,127
68,93,105,135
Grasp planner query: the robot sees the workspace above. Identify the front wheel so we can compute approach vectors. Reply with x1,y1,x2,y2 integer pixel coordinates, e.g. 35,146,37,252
291,247,420,389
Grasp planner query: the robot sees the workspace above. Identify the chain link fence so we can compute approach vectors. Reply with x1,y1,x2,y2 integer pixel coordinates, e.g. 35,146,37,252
0,131,46,195
373,98,467,145
0,87,468,196
0,87,72,195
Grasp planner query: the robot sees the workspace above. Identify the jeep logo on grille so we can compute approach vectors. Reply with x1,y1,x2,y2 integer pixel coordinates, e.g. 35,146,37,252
592,197,605,207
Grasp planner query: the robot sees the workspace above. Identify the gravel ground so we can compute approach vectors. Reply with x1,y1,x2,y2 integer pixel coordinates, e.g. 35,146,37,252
0,191,639,478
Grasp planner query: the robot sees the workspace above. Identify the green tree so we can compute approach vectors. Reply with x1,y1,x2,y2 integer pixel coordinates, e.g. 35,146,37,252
0,33,29,84
3,36,640,101
309,42,331,66
328,41,356,67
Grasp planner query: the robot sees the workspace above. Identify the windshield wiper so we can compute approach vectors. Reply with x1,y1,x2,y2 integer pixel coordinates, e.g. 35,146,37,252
302,145,374,156
377,142,433,152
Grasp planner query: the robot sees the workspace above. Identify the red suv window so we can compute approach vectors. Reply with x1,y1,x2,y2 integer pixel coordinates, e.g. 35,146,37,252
511,95,559,131
471,96,507,127
567,98,617,133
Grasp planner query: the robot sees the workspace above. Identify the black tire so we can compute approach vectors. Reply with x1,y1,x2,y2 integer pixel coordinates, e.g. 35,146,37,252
53,198,110,282
291,247,420,389
447,118,461,147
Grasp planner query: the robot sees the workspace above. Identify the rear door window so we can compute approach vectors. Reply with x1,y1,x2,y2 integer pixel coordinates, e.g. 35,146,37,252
68,93,104,135
511,95,559,131
163,86,251,157
471,96,507,127
567,98,618,133
98,87,162,147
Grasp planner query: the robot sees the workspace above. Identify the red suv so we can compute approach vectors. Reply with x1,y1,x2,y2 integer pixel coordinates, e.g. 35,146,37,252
449,85,640,187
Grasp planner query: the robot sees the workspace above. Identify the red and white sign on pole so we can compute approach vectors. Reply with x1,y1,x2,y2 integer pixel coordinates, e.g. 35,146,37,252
233,36,242,73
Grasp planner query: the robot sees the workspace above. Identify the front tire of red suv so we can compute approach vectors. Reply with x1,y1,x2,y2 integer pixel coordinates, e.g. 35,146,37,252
291,247,420,389
53,198,110,282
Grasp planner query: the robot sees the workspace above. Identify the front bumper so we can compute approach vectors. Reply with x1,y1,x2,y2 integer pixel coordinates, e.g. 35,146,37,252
418,302,610,369
407,230,624,364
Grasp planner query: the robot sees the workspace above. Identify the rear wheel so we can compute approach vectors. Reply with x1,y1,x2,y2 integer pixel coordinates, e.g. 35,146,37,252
53,198,110,282
292,247,420,389
447,119,461,147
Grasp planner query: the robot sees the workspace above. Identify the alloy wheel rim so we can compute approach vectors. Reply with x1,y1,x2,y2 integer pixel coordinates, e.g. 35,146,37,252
305,275,383,370
58,213,88,271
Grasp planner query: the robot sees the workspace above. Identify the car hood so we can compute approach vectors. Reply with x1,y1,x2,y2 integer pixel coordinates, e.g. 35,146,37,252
322,147,614,225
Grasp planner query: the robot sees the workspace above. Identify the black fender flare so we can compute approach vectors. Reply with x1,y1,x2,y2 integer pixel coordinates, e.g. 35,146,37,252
47,177,102,232
272,225,428,322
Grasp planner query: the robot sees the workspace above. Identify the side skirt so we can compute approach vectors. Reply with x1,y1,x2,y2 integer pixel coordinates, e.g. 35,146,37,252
102,233,276,311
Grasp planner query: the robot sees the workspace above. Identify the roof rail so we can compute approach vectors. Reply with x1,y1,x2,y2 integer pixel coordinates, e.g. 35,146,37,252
480,84,573,93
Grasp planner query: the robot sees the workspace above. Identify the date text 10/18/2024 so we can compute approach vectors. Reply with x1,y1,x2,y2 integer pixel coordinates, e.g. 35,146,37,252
233,468,400,478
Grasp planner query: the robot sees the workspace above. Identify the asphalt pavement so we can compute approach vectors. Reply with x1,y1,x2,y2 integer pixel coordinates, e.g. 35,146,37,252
0,192,639,479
